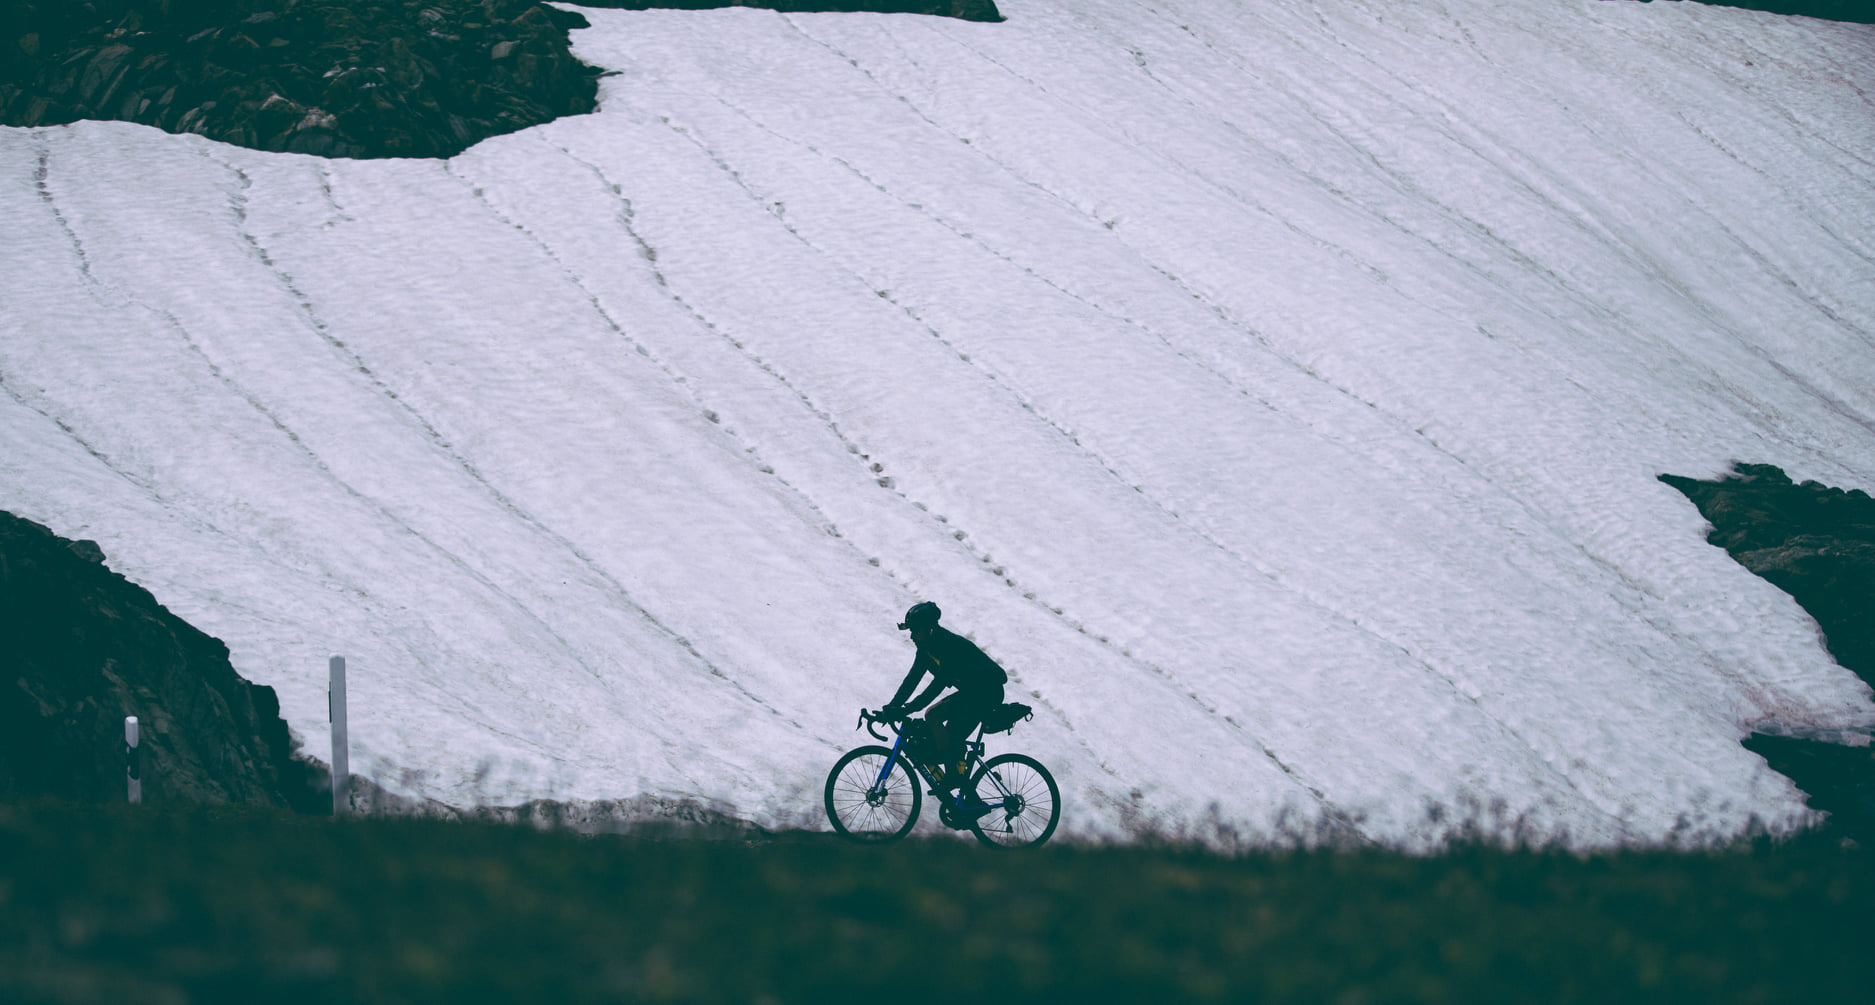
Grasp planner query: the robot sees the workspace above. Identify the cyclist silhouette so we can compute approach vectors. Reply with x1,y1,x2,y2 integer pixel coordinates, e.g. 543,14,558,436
879,601,1008,790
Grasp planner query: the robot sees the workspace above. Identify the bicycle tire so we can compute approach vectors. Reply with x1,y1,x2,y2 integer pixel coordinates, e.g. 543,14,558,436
825,744,922,842
967,752,1060,848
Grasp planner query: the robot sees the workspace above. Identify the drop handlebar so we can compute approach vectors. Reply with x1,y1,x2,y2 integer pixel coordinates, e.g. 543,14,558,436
857,708,903,742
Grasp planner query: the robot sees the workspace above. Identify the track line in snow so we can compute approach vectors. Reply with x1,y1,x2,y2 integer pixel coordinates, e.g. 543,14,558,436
769,12,1570,477
201,149,809,736
31,142,118,310
523,136,930,559
933,25,1412,293
435,146,944,739
0,377,164,505
18,142,246,519
1267,2,1875,355
1126,1,1875,456
315,164,355,230
693,87,1309,419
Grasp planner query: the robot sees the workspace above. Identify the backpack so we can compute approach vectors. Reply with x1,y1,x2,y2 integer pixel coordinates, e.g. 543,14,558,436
979,701,1034,735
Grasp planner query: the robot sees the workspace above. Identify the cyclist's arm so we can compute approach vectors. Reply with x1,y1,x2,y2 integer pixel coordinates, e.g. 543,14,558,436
901,678,947,714
886,652,932,709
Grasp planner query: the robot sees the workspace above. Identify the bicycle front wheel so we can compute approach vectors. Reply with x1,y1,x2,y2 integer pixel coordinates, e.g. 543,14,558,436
968,753,1061,848
825,744,922,842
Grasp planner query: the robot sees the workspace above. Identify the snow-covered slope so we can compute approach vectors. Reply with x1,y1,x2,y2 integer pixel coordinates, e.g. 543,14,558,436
4,0,1872,845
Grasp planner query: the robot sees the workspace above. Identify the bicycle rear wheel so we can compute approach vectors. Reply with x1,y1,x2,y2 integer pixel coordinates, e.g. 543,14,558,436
968,753,1060,848
825,744,922,842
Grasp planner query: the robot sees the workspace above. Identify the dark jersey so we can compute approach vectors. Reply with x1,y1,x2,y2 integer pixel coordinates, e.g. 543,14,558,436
890,625,1008,710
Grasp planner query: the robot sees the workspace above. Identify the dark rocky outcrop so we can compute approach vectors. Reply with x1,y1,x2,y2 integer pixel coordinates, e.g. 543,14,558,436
1,0,1001,160
1742,733,1875,841
1621,1,1875,25
0,510,326,810
1662,463,1875,841
1,0,606,158
574,0,1001,20
1660,463,1875,689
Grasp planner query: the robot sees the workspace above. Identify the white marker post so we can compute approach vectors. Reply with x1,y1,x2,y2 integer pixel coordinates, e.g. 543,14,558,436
124,715,141,804
329,655,349,816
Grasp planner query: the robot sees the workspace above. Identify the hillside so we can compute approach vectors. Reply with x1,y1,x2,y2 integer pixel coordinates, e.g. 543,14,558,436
3,0,1872,845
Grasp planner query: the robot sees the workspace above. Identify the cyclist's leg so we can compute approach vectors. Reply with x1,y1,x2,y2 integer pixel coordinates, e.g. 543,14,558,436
926,692,961,761
936,686,1003,785
903,716,933,755
947,685,1004,752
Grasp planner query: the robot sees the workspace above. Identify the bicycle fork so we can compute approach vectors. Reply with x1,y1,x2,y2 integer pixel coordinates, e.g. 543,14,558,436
875,731,910,791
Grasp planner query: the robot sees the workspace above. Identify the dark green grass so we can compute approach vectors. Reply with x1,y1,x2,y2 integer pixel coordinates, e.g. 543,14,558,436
1,801,1867,1003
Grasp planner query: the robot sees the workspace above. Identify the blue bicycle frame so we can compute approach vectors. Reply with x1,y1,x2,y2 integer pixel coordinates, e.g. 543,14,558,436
868,714,1006,818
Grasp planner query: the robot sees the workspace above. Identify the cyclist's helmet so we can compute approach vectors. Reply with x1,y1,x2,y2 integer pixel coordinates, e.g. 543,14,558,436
898,601,941,631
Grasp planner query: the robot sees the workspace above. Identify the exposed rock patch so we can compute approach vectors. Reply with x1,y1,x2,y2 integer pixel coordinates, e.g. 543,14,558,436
0,510,326,810
1661,463,1875,841
1742,733,1875,843
1622,1,1875,24
575,0,1000,19
1,0,1001,160
1660,463,1875,688
2,0,605,157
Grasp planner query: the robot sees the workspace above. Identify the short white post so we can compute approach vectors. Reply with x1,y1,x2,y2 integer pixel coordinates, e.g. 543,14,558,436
124,715,141,804
329,655,349,816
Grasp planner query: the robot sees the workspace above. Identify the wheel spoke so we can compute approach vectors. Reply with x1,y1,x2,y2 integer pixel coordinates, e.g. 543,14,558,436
826,746,922,842
968,754,1059,848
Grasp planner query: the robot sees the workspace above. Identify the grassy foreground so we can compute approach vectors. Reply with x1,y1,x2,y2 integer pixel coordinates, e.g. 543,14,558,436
0,801,1866,1003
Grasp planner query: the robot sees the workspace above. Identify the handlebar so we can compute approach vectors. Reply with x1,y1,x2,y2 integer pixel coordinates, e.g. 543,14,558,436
857,708,904,742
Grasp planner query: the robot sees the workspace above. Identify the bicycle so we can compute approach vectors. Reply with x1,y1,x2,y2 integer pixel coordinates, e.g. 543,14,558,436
823,705,1061,848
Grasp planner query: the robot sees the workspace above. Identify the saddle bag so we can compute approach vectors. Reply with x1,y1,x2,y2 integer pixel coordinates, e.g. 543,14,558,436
980,701,1034,735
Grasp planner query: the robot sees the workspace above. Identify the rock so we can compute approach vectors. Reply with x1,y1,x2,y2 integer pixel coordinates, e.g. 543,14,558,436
78,43,134,104
0,510,326,811
1744,733,1875,843
175,101,212,132
1663,463,1875,841
0,2,1004,160
65,539,104,564
1661,464,1875,686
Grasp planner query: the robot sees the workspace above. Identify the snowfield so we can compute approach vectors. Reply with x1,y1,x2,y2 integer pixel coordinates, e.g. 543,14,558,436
3,0,1872,846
